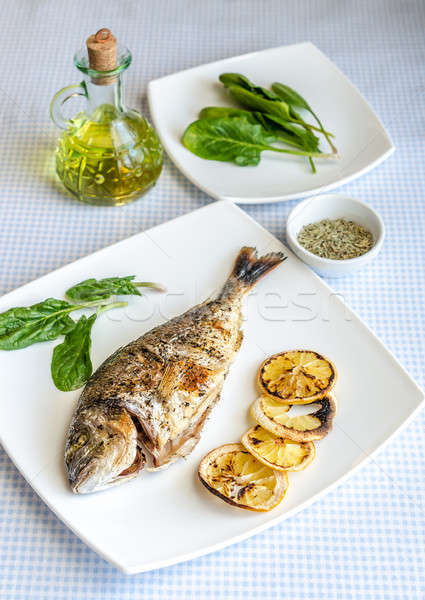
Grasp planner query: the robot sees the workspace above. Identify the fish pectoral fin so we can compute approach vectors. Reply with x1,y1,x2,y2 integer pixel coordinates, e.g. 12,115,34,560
158,359,214,399
158,361,181,398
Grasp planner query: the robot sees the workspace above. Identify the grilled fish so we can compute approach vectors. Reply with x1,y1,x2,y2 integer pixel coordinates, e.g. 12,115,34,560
65,247,285,493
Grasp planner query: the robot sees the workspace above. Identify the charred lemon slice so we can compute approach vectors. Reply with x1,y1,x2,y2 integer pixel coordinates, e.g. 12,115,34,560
258,350,336,404
198,443,288,512
251,394,337,442
241,425,315,471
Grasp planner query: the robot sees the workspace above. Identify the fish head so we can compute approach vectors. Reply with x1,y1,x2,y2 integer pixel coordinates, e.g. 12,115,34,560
65,404,144,494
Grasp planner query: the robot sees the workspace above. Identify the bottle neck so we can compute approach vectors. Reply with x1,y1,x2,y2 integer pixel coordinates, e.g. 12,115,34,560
85,76,125,115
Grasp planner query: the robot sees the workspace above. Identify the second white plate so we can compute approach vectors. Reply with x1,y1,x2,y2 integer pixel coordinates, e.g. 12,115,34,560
0,201,421,574
148,42,394,203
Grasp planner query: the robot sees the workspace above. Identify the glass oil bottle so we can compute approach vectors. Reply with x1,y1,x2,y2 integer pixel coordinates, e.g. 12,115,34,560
50,28,163,206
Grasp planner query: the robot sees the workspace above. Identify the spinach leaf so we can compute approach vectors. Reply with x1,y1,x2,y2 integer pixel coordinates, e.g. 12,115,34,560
264,114,319,149
200,108,312,148
51,314,97,391
256,114,319,150
219,73,295,121
183,116,277,165
0,298,76,350
219,73,281,101
271,82,312,112
219,73,254,90
225,85,292,121
66,276,141,302
66,276,165,303
199,106,258,121
188,73,338,172
0,293,132,351
261,113,321,171
272,82,337,153
219,73,335,143
182,117,328,166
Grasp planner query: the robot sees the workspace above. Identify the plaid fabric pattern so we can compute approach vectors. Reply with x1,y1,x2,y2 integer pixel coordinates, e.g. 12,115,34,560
0,0,424,597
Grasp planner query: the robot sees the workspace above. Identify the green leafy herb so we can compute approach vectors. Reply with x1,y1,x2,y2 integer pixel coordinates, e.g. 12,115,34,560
0,297,127,351
183,73,340,173
183,116,273,165
0,272,165,391
219,72,254,90
51,313,97,391
263,114,319,149
225,84,292,121
219,73,333,135
200,106,257,121
51,301,127,391
66,276,165,303
182,116,331,166
219,73,282,101
0,299,77,351
199,107,314,150
272,82,337,154
256,113,321,172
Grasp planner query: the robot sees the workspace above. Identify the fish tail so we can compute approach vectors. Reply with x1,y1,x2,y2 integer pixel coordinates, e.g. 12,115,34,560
229,246,286,290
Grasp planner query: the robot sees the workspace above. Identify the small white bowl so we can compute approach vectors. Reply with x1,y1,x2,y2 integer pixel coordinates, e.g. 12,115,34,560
286,193,385,278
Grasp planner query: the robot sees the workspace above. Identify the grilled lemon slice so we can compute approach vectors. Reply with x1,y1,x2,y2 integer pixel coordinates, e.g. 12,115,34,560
241,425,315,471
258,350,336,404
251,394,337,442
198,443,288,512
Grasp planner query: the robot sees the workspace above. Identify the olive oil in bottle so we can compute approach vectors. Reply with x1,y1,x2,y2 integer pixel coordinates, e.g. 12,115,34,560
50,29,163,206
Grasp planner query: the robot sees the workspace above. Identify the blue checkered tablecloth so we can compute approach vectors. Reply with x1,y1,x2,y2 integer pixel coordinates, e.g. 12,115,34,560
1,1,424,598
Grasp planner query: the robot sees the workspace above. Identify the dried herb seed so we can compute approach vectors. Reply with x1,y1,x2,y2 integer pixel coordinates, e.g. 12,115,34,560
297,218,374,260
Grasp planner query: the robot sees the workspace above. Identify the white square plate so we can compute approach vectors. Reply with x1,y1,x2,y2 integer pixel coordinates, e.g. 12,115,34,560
0,201,421,574
148,42,394,204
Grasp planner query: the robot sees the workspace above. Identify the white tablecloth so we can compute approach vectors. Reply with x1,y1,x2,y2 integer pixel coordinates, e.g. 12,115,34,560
0,1,424,598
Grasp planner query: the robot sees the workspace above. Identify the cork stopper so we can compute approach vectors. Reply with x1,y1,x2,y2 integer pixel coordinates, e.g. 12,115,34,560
86,28,117,85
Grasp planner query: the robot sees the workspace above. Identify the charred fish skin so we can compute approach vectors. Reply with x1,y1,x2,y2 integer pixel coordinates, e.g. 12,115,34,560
65,247,285,493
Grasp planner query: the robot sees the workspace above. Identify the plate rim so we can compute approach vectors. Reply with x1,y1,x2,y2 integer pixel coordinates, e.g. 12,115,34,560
0,200,422,574
148,41,395,205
